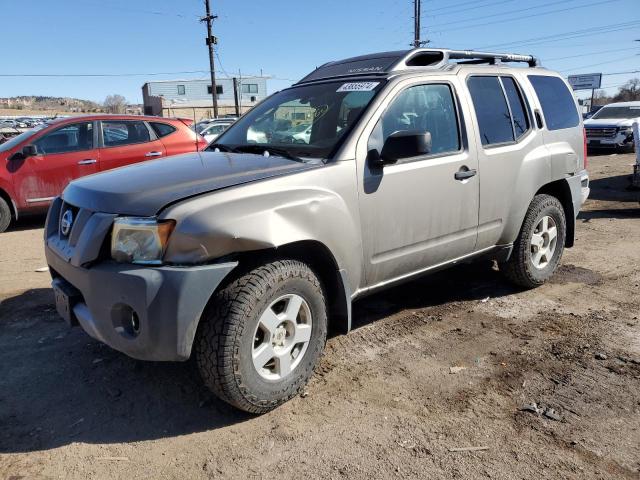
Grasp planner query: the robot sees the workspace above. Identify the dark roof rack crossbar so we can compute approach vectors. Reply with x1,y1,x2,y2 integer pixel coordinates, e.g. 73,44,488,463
296,48,539,84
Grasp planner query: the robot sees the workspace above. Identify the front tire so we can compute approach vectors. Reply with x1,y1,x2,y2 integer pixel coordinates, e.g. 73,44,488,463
0,197,12,233
196,259,327,413
502,194,566,288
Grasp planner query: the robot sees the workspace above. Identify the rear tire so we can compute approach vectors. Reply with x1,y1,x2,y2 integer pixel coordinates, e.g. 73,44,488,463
502,194,566,288
195,259,327,414
0,197,12,233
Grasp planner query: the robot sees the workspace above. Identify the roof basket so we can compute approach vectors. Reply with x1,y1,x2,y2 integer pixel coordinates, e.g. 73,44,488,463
296,48,539,84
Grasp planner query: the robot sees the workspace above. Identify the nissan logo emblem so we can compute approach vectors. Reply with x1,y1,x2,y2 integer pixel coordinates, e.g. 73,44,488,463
60,209,74,236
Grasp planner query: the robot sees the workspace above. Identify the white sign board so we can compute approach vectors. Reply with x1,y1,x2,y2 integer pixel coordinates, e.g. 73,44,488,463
568,73,602,91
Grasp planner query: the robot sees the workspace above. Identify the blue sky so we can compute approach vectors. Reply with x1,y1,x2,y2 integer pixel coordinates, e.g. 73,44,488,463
1,0,638,104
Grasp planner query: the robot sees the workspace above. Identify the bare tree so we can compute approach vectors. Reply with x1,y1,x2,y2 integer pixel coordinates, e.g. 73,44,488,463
612,78,640,102
104,94,127,114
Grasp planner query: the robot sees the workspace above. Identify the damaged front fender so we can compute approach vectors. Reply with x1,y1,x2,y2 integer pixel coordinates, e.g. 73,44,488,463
159,162,364,294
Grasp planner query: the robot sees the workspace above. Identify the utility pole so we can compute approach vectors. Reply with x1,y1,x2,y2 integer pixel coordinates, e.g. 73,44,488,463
201,0,219,118
413,0,421,48
413,0,429,48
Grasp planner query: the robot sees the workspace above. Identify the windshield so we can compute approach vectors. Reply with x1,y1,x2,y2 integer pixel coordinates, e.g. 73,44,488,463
209,80,385,159
591,106,640,120
0,124,48,152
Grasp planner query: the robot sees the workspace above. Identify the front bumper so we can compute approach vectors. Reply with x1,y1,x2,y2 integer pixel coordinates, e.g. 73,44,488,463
44,206,236,361
587,132,634,149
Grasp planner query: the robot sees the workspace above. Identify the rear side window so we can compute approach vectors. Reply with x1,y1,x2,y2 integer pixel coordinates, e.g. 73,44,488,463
501,77,530,139
467,76,513,146
528,75,579,131
102,120,151,147
150,122,176,138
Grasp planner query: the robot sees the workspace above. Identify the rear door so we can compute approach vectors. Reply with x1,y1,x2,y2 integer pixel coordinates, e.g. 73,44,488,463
98,119,166,171
149,121,198,156
464,74,546,250
11,121,99,210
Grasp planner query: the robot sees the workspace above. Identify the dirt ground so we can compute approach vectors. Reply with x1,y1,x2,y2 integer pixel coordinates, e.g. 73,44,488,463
1,152,639,480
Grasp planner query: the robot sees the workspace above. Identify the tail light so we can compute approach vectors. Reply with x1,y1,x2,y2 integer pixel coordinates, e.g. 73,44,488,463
583,127,588,170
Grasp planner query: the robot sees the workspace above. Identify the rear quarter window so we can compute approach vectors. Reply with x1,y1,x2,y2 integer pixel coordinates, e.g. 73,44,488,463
150,122,177,138
528,75,579,131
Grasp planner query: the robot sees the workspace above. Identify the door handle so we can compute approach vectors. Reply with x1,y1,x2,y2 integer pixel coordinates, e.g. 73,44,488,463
77,159,97,165
145,151,163,157
454,167,477,181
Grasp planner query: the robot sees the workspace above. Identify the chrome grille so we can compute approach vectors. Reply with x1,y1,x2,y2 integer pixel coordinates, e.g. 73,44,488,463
586,127,616,139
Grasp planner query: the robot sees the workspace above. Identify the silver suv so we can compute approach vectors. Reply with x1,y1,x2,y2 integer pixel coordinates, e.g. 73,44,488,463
45,49,590,413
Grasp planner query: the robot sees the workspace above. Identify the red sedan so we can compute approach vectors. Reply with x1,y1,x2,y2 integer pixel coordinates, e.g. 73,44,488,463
0,115,207,232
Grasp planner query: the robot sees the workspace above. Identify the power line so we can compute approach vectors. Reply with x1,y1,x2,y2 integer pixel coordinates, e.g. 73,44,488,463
559,55,637,73
428,0,622,34
544,46,640,62
85,0,199,19
427,0,580,28
426,0,515,17
0,71,211,77
426,0,510,13
477,20,640,49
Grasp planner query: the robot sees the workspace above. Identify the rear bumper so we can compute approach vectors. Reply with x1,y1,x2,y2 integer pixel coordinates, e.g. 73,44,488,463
46,243,236,361
566,169,590,215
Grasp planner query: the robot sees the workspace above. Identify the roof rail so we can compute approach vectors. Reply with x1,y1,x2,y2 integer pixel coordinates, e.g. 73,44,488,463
296,48,539,84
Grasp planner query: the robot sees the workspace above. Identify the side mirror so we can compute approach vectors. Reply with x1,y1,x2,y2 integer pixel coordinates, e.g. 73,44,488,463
370,130,432,168
22,145,38,157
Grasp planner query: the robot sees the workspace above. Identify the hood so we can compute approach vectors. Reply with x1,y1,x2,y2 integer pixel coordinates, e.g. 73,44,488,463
62,151,320,216
584,117,634,127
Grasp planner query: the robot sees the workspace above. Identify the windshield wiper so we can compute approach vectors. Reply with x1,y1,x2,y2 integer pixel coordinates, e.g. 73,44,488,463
232,144,304,162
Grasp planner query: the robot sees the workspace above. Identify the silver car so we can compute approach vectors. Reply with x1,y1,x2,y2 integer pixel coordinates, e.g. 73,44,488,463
45,48,589,413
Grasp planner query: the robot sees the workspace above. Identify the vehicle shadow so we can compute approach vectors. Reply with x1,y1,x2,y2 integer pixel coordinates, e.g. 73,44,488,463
351,261,517,329
0,262,517,453
0,288,249,454
579,208,640,221
5,214,47,232
587,174,640,203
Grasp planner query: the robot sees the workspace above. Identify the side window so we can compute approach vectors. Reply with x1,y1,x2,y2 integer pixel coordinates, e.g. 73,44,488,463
528,75,579,131
34,122,93,155
501,77,530,139
177,85,186,95
369,83,460,156
467,76,514,146
150,122,176,138
102,121,151,147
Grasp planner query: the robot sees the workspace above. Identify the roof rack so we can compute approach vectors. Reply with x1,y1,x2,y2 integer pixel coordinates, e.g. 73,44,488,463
296,48,539,84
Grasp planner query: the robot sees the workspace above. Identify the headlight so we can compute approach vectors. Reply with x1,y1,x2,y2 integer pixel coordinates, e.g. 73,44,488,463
111,217,175,264
618,126,633,133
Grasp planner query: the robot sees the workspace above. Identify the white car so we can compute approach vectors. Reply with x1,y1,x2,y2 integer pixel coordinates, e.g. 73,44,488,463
584,101,639,152
201,122,231,143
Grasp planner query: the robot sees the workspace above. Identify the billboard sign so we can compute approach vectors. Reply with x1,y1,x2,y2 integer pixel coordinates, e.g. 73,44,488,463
568,73,602,91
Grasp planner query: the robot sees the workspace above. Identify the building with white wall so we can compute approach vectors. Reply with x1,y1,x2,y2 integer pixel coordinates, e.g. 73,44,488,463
142,76,268,118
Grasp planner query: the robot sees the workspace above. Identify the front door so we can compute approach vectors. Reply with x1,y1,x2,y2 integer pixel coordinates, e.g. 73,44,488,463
10,121,99,210
357,80,480,287
99,119,166,171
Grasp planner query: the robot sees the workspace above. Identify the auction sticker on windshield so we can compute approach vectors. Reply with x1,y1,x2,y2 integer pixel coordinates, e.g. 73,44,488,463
337,82,379,92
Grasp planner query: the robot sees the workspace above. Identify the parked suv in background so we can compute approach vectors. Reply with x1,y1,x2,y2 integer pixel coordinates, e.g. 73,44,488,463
45,49,589,413
0,115,207,232
584,101,639,152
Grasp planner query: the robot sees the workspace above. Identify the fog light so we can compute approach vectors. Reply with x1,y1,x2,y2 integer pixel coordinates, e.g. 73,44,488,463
112,303,141,338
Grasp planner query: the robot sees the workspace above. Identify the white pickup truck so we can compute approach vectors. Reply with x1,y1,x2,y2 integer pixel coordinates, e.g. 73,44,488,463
584,101,639,152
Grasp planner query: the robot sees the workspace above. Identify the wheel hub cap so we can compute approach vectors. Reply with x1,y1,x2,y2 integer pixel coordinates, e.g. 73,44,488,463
530,215,558,270
252,294,313,381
